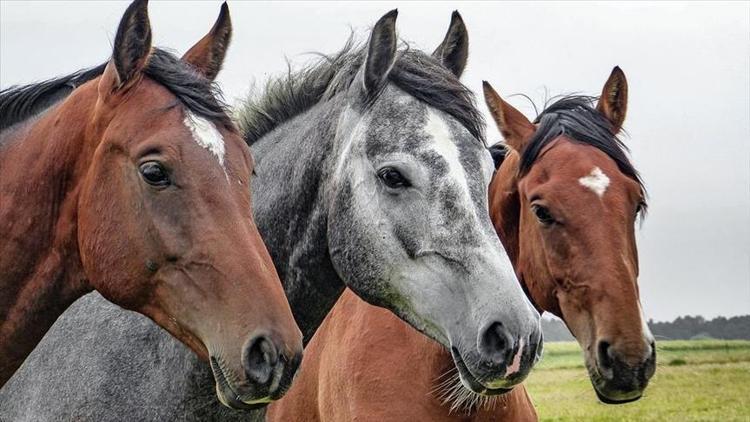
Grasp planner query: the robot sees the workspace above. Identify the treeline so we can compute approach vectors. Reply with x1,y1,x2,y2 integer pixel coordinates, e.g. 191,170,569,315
648,315,750,341
541,315,750,342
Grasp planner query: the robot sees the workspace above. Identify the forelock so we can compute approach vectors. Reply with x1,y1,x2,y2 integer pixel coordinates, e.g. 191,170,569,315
237,38,485,147
520,95,646,210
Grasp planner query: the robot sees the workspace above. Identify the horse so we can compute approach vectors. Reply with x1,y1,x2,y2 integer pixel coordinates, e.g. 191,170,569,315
266,67,657,421
0,10,542,421
0,0,303,409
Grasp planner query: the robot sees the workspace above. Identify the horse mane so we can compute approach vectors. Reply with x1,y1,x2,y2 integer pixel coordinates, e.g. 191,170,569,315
521,95,646,209
0,48,232,132
487,142,509,170
0,64,105,131
237,38,485,146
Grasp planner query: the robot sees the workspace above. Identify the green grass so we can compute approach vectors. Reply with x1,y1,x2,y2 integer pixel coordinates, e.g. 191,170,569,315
525,340,750,421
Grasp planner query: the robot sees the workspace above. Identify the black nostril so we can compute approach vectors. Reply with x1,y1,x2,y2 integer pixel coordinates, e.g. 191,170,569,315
597,340,613,372
242,335,278,386
479,322,514,365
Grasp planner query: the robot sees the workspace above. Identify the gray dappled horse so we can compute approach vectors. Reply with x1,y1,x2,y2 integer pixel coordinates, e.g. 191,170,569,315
0,10,542,421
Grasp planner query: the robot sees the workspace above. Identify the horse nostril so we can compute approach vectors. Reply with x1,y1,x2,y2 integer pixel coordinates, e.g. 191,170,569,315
242,335,279,386
478,321,514,365
597,340,614,376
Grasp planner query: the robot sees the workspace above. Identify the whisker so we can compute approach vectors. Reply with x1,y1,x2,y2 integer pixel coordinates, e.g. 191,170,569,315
430,368,503,415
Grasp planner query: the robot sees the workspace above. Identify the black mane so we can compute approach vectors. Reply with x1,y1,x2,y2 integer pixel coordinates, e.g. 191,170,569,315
238,40,485,145
520,95,646,201
488,142,509,170
0,48,231,132
0,64,105,131
144,50,232,128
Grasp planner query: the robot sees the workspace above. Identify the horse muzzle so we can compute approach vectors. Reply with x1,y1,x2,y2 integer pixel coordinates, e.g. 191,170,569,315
450,324,543,395
589,339,656,404
209,333,303,410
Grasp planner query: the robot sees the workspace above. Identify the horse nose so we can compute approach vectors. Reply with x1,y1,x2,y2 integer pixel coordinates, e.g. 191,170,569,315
242,333,303,398
597,340,615,379
478,321,515,366
596,339,656,388
242,334,279,386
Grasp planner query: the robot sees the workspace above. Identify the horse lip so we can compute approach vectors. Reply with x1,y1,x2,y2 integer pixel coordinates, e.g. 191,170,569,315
588,365,644,405
450,347,514,396
593,384,643,405
210,356,272,411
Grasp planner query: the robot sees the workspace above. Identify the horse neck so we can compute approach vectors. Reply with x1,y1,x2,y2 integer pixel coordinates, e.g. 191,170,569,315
250,100,347,344
0,82,101,384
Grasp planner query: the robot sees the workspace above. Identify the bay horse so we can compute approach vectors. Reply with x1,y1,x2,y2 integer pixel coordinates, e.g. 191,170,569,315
0,0,303,409
0,10,542,421
266,68,656,421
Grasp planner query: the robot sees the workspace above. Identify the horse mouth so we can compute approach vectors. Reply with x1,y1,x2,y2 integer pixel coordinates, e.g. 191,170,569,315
450,348,513,396
210,356,271,411
593,386,642,404
587,363,644,405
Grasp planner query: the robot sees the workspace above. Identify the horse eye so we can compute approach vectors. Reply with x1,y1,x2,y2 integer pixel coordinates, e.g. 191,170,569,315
531,204,556,225
140,161,170,187
378,167,410,189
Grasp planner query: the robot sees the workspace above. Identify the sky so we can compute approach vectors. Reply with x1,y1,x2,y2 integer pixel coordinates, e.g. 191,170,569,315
1,1,748,322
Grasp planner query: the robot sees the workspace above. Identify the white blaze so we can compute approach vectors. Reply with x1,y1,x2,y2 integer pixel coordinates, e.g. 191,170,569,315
426,109,473,205
639,302,655,342
578,166,610,197
639,301,656,361
183,111,226,170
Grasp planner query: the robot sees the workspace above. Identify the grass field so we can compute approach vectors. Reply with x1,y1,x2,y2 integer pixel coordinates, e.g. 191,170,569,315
524,340,750,421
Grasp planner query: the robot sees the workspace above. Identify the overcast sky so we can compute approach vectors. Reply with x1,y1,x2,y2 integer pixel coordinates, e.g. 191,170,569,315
2,1,748,322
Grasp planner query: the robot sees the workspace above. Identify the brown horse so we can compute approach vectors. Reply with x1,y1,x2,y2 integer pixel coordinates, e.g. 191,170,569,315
267,67,655,421
0,0,303,408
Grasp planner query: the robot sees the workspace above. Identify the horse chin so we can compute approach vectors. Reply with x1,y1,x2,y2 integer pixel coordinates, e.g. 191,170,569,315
593,386,642,405
214,385,270,411
450,347,514,396
586,362,644,405
210,356,272,411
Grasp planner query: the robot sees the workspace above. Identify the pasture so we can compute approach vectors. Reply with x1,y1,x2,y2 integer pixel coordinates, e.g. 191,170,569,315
525,340,750,421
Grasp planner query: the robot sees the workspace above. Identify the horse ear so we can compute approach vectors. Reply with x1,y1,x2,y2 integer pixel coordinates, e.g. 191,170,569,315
182,2,232,81
363,9,398,95
101,0,152,93
432,11,469,77
482,81,535,151
597,66,628,133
